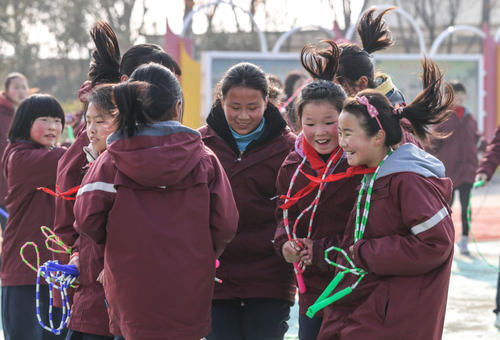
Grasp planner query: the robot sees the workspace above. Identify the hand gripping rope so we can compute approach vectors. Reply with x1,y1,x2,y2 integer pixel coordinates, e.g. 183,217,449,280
306,150,392,318
36,261,79,334
467,180,499,271
281,147,343,293
19,226,79,335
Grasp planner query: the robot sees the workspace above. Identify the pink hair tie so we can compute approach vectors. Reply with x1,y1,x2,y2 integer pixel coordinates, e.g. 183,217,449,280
356,96,383,130
77,80,93,103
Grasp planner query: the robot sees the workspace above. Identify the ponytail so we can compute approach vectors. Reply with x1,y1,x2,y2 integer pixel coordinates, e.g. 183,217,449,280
113,63,183,138
343,59,453,146
337,7,394,90
357,7,394,54
88,21,121,86
113,81,152,138
400,58,453,139
300,40,340,81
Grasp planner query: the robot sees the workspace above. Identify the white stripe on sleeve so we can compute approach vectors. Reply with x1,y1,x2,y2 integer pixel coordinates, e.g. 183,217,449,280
410,207,449,235
77,182,117,196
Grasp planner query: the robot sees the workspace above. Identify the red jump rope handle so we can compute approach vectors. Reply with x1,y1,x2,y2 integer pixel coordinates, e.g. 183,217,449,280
294,262,307,294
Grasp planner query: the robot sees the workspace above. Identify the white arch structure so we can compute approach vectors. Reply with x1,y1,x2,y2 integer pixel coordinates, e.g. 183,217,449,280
429,25,486,56
181,0,268,52
345,4,427,55
271,25,335,53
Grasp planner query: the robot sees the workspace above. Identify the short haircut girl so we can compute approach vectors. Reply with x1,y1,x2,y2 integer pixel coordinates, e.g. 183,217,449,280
8,94,65,143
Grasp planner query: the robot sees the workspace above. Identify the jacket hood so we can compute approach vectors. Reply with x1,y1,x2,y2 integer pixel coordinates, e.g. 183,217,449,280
106,121,203,187
378,143,445,179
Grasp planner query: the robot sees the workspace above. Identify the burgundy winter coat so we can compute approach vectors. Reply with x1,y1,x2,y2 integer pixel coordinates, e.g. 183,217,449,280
318,144,454,340
477,126,500,180
199,102,297,304
0,93,15,205
274,134,362,315
74,121,238,340
53,129,112,337
429,108,481,187
1,141,65,286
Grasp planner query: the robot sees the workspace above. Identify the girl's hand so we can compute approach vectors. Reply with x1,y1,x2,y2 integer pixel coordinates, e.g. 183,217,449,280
97,269,105,285
298,238,313,265
282,240,302,263
68,255,80,271
475,173,488,185
348,245,355,262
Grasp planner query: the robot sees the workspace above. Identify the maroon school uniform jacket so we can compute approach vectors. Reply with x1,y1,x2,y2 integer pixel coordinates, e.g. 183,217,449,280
0,94,15,205
53,129,112,337
74,121,238,340
199,102,297,303
477,126,500,180
1,141,65,286
429,108,481,187
318,144,454,340
274,134,362,315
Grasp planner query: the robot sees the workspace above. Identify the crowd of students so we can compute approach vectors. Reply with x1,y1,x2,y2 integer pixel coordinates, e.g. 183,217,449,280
0,8,499,340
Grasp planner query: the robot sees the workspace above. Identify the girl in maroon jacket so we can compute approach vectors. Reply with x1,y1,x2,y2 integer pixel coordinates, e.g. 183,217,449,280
199,62,296,340
429,81,483,255
1,94,66,340
63,85,117,340
0,72,29,230
274,41,363,340
53,21,184,340
318,59,455,340
74,63,238,340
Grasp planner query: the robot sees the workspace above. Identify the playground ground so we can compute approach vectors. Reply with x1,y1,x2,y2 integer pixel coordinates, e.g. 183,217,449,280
1,175,500,339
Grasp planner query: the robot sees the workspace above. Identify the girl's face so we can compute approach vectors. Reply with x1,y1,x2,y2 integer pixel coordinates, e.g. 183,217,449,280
6,77,29,105
221,86,267,135
86,103,116,154
30,116,63,147
301,101,340,155
338,111,383,168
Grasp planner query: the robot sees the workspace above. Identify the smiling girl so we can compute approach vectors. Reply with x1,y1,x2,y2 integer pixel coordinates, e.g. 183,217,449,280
1,94,66,340
200,62,296,340
318,59,455,340
274,41,365,340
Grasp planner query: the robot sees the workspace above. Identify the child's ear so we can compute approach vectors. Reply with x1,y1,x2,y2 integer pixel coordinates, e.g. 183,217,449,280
174,99,183,122
375,129,386,146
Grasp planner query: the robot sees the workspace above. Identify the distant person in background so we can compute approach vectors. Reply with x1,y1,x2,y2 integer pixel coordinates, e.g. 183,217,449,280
475,125,500,329
283,70,308,132
429,81,484,255
61,109,85,146
267,74,285,107
0,72,29,231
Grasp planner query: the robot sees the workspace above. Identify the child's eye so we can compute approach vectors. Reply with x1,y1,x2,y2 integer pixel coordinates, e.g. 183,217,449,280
326,121,337,125
304,123,314,127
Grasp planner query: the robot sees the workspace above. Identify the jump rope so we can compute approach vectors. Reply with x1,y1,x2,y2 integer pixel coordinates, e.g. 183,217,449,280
19,225,79,335
306,150,392,318
466,180,499,271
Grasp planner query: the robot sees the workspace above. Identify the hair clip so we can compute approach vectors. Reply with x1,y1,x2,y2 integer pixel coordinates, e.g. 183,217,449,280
356,96,383,130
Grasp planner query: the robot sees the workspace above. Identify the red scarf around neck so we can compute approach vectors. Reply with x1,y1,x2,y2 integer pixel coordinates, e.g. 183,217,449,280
280,137,376,210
